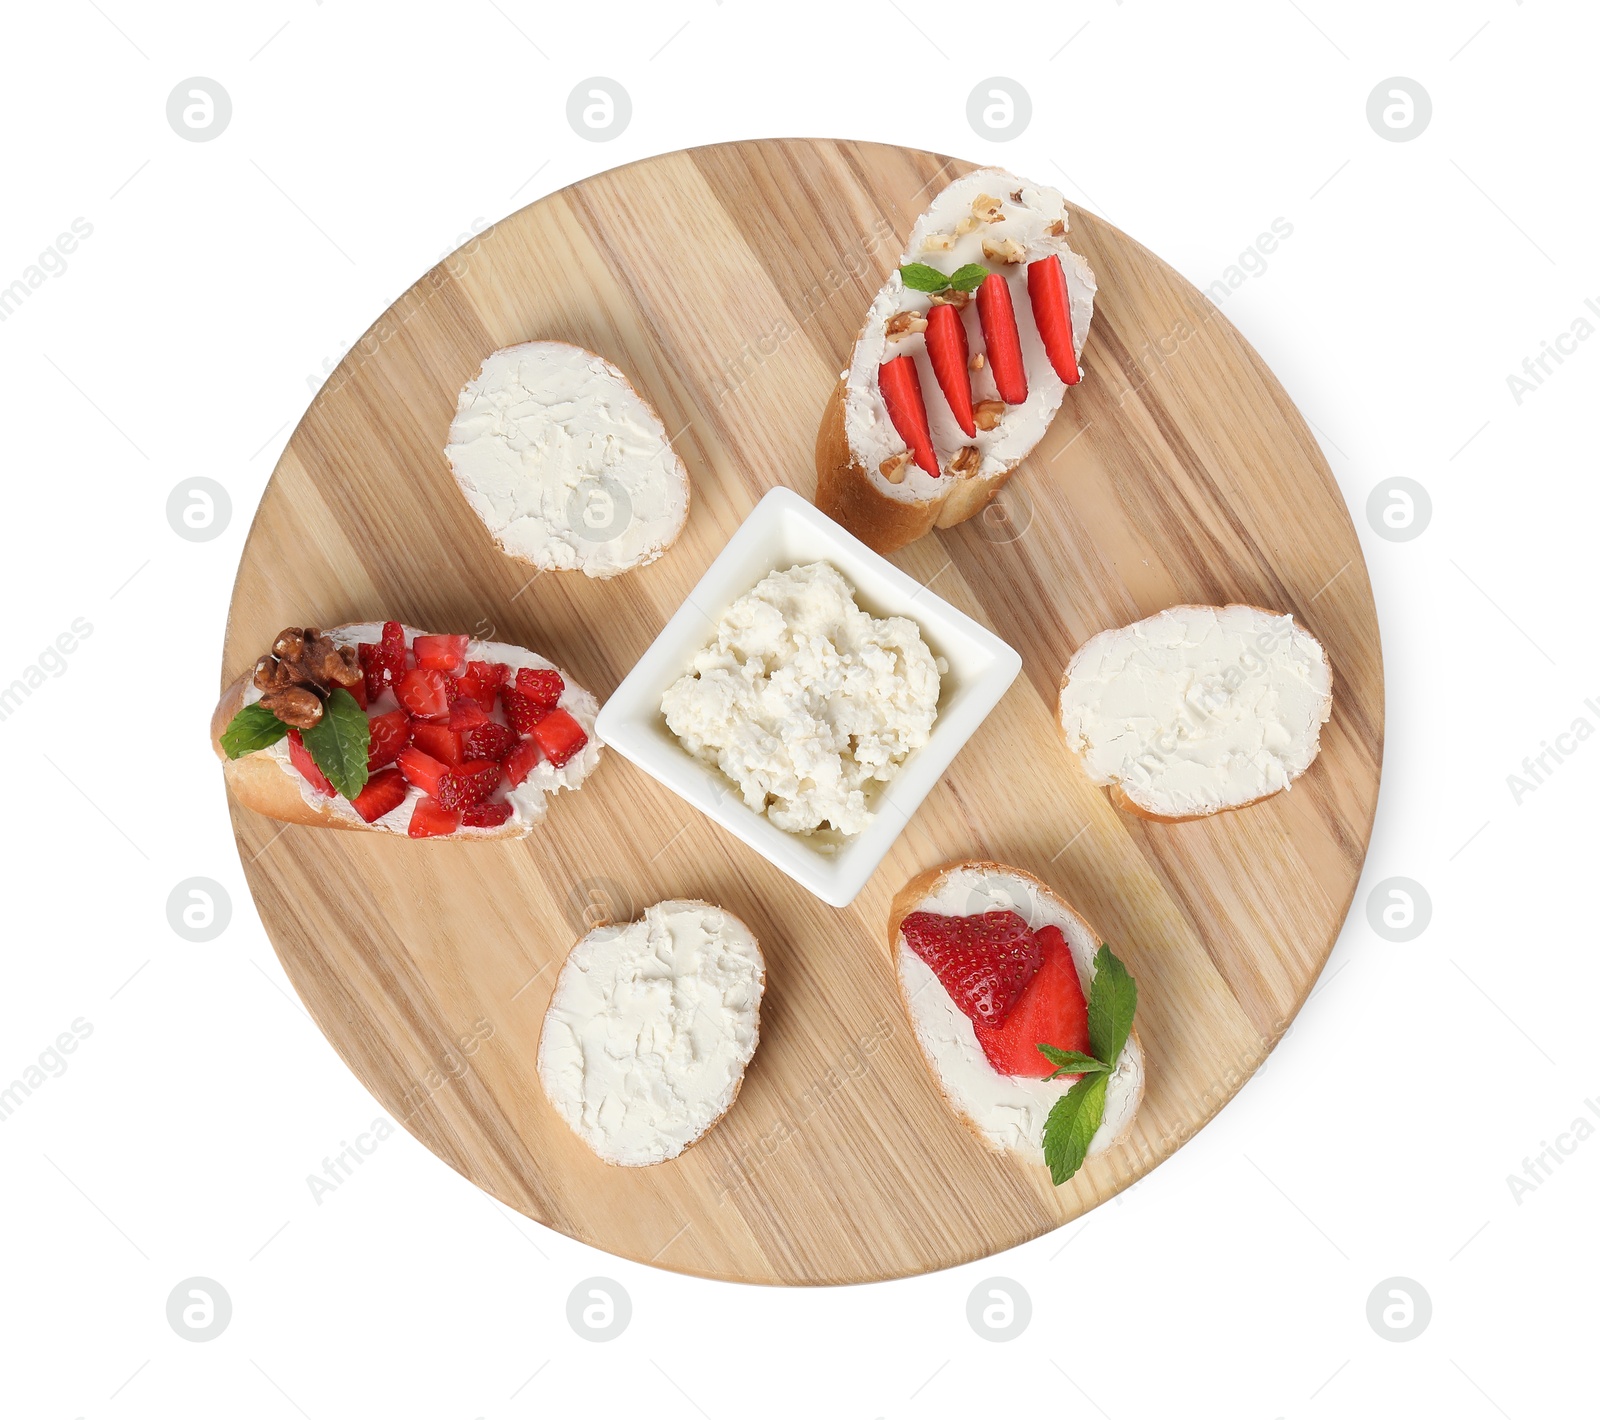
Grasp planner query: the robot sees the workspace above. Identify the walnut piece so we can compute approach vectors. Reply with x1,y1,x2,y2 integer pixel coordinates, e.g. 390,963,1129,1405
879,452,911,484
972,193,1004,224
982,236,1027,264
974,400,1006,431
1010,188,1024,203
955,215,980,236
969,352,986,371
948,446,983,478
1046,219,1067,238
253,626,362,728
886,310,928,341
928,288,971,310
921,232,956,252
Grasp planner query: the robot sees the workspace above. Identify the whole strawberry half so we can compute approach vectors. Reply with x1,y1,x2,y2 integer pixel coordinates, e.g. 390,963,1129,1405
970,925,1089,1078
901,910,1042,1026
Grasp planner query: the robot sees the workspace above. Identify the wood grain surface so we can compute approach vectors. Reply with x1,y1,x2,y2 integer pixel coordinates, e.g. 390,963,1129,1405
220,139,1383,1285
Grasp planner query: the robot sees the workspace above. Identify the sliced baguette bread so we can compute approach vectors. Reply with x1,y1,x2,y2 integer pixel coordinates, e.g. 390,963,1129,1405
537,900,764,1166
1058,603,1333,822
445,340,690,579
888,861,1143,1166
817,168,1095,554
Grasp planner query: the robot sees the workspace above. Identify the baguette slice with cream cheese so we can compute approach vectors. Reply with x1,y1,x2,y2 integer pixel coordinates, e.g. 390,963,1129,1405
1058,603,1333,823
816,169,1095,554
537,899,765,1166
445,340,690,579
888,861,1143,1166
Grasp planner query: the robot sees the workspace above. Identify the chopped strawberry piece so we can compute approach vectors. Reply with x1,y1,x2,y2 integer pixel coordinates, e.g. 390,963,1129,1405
410,722,463,766
448,697,490,732
878,354,938,477
501,685,551,736
413,633,469,673
366,710,412,770
396,746,449,799
1027,254,1081,386
503,736,542,788
349,767,408,823
436,760,502,811
531,708,589,768
514,667,565,711
924,303,976,437
348,676,369,710
407,796,461,839
972,925,1090,1078
358,620,409,703
976,272,1028,404
396,667,451,721
286,729,335,796
452,660,509,713
902,910,1042,1025
460,799,513,828
462,720,517,762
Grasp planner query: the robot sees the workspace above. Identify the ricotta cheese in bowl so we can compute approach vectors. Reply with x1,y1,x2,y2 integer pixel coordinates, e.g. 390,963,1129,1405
660,562,941,839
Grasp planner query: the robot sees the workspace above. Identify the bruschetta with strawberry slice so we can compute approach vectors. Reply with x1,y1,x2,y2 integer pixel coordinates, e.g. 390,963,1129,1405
817,169,1096,554
212,622,600,840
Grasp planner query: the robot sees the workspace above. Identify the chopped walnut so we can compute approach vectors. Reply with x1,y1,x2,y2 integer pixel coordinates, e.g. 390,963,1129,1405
879,453,911,484
948,446,983,478
974,400,1006,432
982,236,1027,264
253,626,361,728
969,352,986,371
886,310,928,341
1046,219,1066,238
1010,188,1024,203
955,215,980,237
972,193,1004,224
928,288,971,310
921,231,956,252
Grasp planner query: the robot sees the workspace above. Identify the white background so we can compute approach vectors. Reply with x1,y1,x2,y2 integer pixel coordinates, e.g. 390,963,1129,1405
2,1,1595,1416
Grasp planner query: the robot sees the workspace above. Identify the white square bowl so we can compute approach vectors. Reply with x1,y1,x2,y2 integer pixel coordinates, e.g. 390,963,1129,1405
594,487,1022,907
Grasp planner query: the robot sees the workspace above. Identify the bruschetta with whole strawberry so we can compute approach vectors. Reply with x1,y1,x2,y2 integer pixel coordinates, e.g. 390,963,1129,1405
817,169,1096,554
212,622,600,839
889,860,1142,1184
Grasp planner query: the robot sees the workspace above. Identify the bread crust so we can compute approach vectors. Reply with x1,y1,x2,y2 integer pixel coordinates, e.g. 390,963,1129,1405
887,859,1144,1161
1057,603,1334,824
447,339,690,579
815,377,1014,556
213,623,560,842
536,899,765,1167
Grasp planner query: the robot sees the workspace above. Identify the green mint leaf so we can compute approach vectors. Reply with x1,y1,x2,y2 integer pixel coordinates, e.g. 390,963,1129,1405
298,688,370,800
1036,1044,1109,1079
1087,944,1138,1069
220,703,290,759
1042,1072,1108,1186
898,262,953,293
947,262,989,292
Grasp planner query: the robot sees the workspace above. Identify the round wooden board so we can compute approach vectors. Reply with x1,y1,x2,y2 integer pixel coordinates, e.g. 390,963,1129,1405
222,139,1382,1285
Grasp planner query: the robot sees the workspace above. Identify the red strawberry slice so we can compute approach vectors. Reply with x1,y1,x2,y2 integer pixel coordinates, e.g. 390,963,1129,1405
462,720,517,763
976,273,1028,404
357,619,408,703
407,796,461,839
532,708,589,768
286,729,334,796
514,667,565,711
451,660,506,713
435,760,502,811
501,685,551,736
971,925,1090,1078
460,799,513,829
924,303,976,437
348,676,369,711
878,355,939,477
1027,254,1081,386
366,709,412,770
410,722,463,766
413,633,469,673
349,767,408,824
396,667,451,721
447,697,490,732
503,736,541,788
396,745,449,799
901,910,1041,1025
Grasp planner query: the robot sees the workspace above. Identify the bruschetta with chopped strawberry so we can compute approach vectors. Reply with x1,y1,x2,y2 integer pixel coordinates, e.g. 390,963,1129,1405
817,169,1096,554
212,622,600,839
